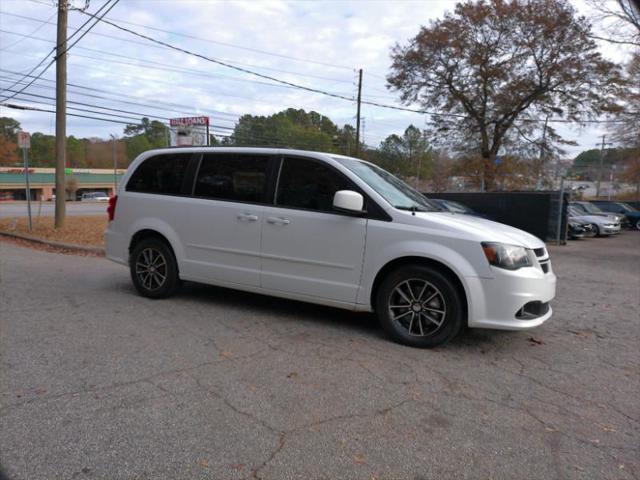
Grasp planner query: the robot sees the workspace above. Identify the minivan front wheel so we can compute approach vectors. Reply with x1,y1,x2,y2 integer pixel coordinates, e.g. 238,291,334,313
375,265,463,348
130,238,179,299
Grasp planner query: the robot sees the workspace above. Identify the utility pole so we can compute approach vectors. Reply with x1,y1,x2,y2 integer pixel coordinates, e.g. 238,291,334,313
595,135,613,198
54,0,68,228
354,68,362,158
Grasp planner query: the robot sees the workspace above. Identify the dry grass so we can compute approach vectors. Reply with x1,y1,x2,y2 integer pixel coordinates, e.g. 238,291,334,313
0,215,107,247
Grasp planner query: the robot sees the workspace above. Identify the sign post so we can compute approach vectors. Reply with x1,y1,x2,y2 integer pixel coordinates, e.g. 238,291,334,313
17,131,33,231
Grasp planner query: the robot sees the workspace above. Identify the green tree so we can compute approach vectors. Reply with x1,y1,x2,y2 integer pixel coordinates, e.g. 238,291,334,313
30,132,55,167
375,125,431,183
387,0,623,190
229,108,355,155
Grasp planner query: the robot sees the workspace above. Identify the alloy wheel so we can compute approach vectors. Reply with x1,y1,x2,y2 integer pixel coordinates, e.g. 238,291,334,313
388,279,447,337
135,247,168,291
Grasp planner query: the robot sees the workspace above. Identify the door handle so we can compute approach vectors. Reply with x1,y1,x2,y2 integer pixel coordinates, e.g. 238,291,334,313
267,216,290,225
237,213,259,221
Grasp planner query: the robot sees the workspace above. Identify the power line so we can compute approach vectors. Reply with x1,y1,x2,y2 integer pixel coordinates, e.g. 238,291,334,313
0,102,233,137
0,12,356,84
0,11,57,52
0,68,241,119
0,0,120,102
1,87,236,130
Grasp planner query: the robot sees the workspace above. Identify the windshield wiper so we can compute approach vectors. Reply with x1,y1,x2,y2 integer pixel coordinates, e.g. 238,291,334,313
395,205,428,213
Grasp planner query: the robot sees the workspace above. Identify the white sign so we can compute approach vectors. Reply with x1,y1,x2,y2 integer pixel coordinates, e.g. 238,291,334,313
17,131,30,149
169,117,209,147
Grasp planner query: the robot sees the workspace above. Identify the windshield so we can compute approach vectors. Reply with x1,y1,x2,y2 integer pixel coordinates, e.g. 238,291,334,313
579,202,604,214
332,156,440,212
618,203,636,212
568,206,582,217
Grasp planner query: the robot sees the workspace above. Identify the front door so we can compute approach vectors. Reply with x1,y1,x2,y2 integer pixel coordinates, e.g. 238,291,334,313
260,157,367,303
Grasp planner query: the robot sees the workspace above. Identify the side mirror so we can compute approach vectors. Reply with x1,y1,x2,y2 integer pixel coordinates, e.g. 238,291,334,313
333,190,365,214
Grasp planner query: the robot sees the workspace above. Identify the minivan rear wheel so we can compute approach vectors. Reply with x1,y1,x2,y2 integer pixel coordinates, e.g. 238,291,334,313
375,265,463,348
130,238,179,299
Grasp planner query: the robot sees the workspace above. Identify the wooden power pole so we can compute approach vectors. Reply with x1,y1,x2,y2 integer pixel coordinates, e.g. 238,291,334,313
354,69,362,158
55,1,68,228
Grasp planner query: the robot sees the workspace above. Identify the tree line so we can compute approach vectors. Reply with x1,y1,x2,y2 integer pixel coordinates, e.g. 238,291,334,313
1,0,638,194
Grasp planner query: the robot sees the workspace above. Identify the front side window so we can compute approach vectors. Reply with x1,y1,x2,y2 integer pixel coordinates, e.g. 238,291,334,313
126,154,191,195
194,154,270,203
276,157,354,213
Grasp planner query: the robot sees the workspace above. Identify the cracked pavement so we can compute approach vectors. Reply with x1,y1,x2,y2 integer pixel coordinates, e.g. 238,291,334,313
1,232,638,479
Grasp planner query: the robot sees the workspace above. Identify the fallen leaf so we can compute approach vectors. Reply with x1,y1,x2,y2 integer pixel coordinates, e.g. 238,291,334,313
219,351,233,359
231,464,245,470
354,454,366,465
200,460,209,468
528,337,544,345
287,372,298,379
545,426,558,432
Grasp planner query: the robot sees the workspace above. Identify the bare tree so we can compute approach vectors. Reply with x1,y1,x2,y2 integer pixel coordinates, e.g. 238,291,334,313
387,0,623,190
585,0,640,47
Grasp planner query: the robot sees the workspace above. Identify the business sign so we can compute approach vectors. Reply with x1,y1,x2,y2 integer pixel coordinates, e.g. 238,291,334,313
169,116,209,147
17,131,30,149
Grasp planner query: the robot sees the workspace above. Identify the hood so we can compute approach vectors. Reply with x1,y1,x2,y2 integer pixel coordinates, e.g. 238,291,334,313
570,214,612,224
412,212,545,249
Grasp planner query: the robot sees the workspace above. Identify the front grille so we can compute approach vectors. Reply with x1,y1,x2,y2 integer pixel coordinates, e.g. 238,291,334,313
515,301,550,320
534,247,546,258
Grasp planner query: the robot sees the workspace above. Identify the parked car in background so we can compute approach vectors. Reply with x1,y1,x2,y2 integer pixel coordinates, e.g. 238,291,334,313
568,219,596,239
570,201,623,224
430,198,490,219
105,147,557,348
590,201,640,230
568,206,620,236
81,191,110,202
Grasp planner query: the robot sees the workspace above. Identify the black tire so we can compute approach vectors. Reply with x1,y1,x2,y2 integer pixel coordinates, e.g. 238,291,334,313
593,224,602,237
375,265,464,348
636,218,640,231
129,237,180,299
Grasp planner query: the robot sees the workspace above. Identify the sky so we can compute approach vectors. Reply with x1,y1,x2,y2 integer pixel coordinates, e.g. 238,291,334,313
0,0,635,158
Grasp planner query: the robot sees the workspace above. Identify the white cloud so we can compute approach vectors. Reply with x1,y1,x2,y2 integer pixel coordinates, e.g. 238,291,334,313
0,0,632,156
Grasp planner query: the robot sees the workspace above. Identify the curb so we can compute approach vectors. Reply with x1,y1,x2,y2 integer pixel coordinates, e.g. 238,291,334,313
0,230,105,255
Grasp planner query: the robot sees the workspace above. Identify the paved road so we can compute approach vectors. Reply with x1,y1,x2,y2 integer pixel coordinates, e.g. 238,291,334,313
0,202,107,218
1,234,638,480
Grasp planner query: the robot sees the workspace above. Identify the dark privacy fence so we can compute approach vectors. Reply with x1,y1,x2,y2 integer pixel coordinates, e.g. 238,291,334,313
424,191,569,243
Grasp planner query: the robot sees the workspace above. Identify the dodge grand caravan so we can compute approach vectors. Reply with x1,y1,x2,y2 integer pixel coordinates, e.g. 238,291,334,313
105,148,556,348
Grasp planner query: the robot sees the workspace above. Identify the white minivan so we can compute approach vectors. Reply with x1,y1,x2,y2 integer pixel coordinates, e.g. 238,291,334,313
105,148,556,348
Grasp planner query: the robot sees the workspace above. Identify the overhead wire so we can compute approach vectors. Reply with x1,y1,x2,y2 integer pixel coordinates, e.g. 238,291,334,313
0,0,121,102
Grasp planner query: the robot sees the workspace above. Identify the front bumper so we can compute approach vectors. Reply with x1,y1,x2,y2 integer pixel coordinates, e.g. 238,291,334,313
465,265,556,331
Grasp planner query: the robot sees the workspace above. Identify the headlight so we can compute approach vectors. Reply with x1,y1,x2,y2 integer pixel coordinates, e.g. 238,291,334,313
481,242,534,270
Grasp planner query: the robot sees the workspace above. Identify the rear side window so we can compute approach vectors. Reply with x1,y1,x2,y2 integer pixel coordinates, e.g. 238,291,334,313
194,154,270,203
276,157,354,213
126,154,191,195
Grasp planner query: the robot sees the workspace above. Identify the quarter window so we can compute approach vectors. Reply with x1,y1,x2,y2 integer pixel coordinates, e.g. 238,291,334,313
126,154,191,195
276,157,354,213
194,154,270,203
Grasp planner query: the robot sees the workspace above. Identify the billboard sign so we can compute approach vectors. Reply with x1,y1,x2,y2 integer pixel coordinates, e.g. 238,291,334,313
169,116,209,147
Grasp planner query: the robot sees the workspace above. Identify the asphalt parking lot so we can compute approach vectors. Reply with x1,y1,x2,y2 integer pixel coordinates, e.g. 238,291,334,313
1,233,638,480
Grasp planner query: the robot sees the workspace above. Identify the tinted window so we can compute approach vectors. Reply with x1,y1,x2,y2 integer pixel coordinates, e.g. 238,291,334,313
194,154,270,203
126,154,191,195
276,157,353,212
